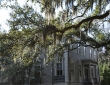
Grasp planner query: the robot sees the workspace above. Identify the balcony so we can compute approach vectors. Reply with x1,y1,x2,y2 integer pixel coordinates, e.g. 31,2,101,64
54,75,65,82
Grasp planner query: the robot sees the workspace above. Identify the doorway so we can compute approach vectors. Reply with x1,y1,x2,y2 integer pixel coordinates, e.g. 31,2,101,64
84,67,89,82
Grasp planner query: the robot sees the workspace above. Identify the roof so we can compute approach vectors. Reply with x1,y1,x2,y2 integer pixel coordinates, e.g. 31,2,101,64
81,59,98,64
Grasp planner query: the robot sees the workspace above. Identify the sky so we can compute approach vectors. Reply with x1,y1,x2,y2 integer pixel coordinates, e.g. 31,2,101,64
0,8,10,32
0,0,28,32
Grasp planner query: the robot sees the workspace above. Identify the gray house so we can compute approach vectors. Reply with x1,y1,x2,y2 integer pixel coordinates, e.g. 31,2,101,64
41,44,101,85
0,44,101,85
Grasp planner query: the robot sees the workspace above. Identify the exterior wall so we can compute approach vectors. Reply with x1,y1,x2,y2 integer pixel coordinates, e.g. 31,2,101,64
74,61,79,82
72,44,78,53
42,65,52,83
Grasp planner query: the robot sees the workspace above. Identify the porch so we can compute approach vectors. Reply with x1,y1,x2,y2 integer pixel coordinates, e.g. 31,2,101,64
81,59,100,85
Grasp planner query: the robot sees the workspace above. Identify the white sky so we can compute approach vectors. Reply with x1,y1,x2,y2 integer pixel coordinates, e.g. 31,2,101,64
0,8,10,32
0,0,27,32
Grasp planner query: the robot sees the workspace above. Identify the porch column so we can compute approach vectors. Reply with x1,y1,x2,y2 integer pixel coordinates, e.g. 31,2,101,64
79,61,82,82
81,61,83,81
89,63,92,82
96,65,100,83
0,70,2,83
94,65,96,78
64,50,69,82
94,65,97,83
54,66,56,76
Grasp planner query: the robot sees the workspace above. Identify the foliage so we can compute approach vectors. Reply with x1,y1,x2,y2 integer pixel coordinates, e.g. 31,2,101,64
0,0,110,84
0,29,44,85
99,52,110,85
29,0,110,16
100,63,110,85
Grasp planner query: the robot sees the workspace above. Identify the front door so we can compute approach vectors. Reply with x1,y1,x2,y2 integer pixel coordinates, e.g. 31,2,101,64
84,68,89,81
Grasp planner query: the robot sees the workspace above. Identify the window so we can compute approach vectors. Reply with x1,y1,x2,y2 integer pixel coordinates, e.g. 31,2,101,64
34,65,42,84
91,66,95,78
85,68,89,80
90,48,92,58
84,47,86,56
94,50,96,58
91,67,94,78
77,44,80,54
35,65,41,78
57,63,62,75
79,65,81,76
71,59,74,75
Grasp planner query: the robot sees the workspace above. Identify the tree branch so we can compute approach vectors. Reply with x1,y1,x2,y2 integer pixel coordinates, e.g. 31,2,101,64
58,10,110,33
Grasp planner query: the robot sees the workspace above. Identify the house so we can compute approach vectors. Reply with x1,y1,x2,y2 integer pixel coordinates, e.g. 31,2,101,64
41,43,101,85
0,44,101,85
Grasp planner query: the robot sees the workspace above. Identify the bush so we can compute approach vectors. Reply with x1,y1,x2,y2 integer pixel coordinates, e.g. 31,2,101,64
101,67,110,85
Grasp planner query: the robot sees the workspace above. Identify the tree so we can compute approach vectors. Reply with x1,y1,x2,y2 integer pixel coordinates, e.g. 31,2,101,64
0,28,45,85
99,62,110,85
0,3,46,84
26,0,110,48
1,0,110,84
2,0,110,58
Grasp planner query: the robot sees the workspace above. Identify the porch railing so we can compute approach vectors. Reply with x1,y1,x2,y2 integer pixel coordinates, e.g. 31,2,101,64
0,83,8,85
54,75,65,82
83,78,99,85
